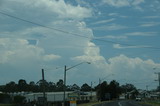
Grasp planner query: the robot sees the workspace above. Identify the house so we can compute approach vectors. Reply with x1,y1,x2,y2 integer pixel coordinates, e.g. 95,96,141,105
137,89,160,100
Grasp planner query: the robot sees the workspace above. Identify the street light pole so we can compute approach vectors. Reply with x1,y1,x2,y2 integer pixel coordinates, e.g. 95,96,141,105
91,81,93,100
146,85,148,91
63,65,67,106
63,62,90,106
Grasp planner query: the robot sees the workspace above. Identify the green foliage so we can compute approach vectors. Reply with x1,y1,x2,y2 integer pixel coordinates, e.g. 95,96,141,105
95,80,134,101
156,86,160,92
4,82,18,92
81,83,91,91
13,95,25,104
70,84,80,91
0,94,10,99
96,81,108,101
0,86,5,92
121,83,136,92
1,78,138,98
0,94,11,103
141,100,160,106
1,79,80,93
108,80,121,98
18,79,27,92
56,79,64,91
0,104,15,106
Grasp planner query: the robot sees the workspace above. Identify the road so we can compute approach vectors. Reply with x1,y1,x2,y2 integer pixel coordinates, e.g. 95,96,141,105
93,100,152,106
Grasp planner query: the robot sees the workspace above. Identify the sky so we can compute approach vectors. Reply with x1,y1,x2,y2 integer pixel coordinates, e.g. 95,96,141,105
0,0,160,90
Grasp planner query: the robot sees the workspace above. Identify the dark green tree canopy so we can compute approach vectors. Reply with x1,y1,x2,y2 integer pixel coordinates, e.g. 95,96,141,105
0,79,137,97
18,79,27,91
81,83,91,91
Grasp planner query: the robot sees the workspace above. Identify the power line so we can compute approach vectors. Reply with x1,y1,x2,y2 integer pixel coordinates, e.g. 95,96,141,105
0,11,90,39
0,11,160,50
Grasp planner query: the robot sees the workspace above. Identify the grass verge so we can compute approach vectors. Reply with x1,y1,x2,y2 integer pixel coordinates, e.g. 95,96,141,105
141,100,160,106
0,104,15,106
77,101,110,106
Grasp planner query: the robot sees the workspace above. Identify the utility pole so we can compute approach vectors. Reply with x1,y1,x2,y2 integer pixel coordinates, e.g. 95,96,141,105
63,65,67,106
91,81,93,100
42,69,46,106
146,85,148,91
63,62,91,106
155,72,160,91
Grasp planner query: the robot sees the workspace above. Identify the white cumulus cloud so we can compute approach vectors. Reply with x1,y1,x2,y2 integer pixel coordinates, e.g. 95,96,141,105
0,38,61,64
0,0,92,20
102,0,144,8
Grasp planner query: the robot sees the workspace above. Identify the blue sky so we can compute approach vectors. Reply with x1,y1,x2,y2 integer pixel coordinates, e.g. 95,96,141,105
0,0,160,90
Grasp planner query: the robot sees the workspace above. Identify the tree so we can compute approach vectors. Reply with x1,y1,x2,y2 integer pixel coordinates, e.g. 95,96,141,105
13,95,25,104
48,82,56,92
96,80,122,101
121,83,136,93
56,79,64,91
108,80,121,99
0,93,11,103
96,81,108,101
156,86,160,92
81,83,91,91
71,84,80,91
37,79,49,92
18,79,28,91
66,84,80,91
0,85,5,92
4,81,18,92
120,83,137,99
28,81,38,92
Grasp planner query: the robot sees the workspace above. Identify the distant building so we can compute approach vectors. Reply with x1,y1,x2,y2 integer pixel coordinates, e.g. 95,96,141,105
137,89,160,100
24,91,97,103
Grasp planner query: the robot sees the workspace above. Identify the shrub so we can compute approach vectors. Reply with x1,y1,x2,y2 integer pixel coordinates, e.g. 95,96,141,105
0,93,11,103
13,95,25,104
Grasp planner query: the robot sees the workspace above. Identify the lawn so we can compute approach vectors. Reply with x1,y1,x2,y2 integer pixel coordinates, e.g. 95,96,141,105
0,104,15,106
141,100,160,106
77,101,110,106
77,101,100,106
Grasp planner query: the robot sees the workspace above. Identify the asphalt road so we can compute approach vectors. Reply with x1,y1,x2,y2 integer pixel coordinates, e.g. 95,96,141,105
93,100,152,106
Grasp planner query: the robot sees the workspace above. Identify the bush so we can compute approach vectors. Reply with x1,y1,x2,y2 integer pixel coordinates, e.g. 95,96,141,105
13,95,25,104
0,93,11,103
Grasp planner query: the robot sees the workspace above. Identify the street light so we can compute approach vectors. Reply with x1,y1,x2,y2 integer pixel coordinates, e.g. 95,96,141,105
63,62,91,106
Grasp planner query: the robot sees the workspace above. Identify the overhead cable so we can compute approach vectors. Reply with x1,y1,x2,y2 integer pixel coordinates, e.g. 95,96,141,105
0,11,160,50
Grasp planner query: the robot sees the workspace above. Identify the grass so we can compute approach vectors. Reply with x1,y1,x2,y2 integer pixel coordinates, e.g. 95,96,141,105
0,104,15,106
77,101,100,106
141,100,160,106
77,101,110,106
